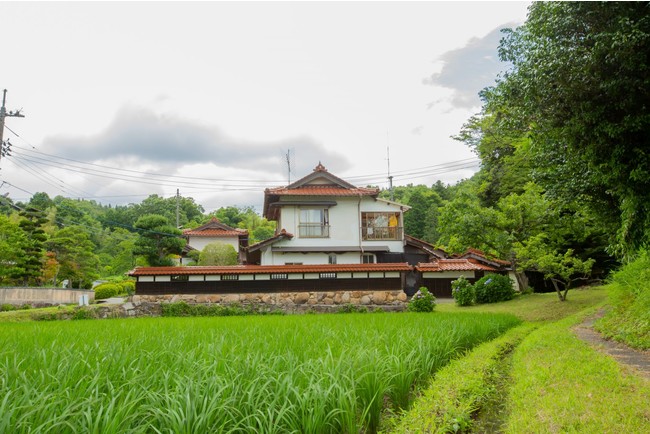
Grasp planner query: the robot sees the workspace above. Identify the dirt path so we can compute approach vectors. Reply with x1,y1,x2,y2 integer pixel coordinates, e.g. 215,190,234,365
573,309,650,379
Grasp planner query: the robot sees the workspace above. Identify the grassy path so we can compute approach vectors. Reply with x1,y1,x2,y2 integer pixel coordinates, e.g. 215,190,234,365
392,287,650,433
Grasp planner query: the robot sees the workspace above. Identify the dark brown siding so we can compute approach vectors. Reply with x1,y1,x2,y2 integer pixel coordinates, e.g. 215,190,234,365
136,277,402,296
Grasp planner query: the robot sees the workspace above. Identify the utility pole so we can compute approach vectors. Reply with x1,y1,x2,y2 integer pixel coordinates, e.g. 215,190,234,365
0,89,25,162
176,188,180,228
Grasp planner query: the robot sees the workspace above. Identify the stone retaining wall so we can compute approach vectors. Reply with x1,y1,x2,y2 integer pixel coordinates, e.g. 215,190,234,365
132,289,408,312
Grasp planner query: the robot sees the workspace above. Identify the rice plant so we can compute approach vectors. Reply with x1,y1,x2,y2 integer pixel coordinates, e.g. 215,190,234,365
0,312,520,433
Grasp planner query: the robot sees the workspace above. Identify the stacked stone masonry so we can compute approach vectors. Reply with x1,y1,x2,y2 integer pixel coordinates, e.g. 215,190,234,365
131,290,408,313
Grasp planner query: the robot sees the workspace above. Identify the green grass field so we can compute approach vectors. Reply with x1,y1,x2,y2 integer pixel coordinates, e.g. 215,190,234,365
397,287,650,433
0,311,520,433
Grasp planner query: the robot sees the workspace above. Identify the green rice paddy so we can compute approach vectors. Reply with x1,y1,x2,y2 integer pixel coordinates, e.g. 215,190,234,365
0,312,520,433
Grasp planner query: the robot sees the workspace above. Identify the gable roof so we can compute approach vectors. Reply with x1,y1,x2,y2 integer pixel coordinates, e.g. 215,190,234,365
245,229,294,253
183,217,248,237
263,163,379,219
457,248,511,268
404,235,447,259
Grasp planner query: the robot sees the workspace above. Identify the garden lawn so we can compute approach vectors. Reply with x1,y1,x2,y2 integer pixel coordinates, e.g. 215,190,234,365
0,311,519,434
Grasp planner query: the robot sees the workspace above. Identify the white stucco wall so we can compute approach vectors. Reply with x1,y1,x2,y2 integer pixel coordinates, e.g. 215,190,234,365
268,196,405,265
188,236,240,253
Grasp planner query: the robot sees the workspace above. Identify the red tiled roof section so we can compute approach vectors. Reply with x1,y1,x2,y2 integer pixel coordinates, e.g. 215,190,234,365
183,229,245,237
416,259,499,272
129,263,412,276
265,185,378,196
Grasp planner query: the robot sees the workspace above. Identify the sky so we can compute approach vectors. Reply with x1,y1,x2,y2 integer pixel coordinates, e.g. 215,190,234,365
0,1,531,213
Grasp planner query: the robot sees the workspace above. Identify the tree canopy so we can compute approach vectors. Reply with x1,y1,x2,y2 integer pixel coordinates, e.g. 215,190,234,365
491,1,650,256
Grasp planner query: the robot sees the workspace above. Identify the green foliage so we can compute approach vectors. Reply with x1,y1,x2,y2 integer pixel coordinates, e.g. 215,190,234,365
206,206,276,244
130,194,205,228
452,276,476,307
516,234,595,301
475,274,515,304
336,303,369,314
596,250,650,350
133,214,185,266
16,208,48,285
94,283,121,300
119,280,136,296
493,2,650,255
46,226,100,289
407,287,436,312
161,301,284,317
379,184,447,243
197,242,238,266
1,304,16,312
0,215,30,285
71,307,97,320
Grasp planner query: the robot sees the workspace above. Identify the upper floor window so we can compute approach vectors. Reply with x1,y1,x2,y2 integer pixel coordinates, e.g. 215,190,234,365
362,253,376,264
328,253,337,264
299,208,330,238
361,212,402,240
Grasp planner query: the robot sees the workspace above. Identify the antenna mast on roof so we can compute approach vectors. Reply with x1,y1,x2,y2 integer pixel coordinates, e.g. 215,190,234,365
285,149,292,184
386,131,394,201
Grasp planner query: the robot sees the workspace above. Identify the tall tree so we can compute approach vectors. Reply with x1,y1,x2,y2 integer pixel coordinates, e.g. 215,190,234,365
0,215,29,284
133,215,185,266
46,226,100,288
16,208,48,285
493,2,650,255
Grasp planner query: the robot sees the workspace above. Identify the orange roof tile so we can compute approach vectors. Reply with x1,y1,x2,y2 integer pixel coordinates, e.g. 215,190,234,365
416,259,499,272
129,263,412,276
265,185,378,196
184,229,245,237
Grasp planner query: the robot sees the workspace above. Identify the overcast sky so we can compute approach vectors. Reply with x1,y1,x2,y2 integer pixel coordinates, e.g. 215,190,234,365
0,1,530,213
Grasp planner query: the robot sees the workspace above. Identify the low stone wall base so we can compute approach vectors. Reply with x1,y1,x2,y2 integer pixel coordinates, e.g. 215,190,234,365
131,290,408,313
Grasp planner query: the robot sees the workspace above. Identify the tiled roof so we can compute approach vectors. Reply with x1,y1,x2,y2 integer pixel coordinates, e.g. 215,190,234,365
416,259,499,272
183,217,248,236
245,229,294,252
265,185,378,196
184,229,245,237
129,262,412,276
459,249,511,267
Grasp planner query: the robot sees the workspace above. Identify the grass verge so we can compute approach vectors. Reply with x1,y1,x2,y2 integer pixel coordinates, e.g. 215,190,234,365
391,323,536,433
394,287,649,433
505,308,650,433
437,286,608,322
595,250,650,350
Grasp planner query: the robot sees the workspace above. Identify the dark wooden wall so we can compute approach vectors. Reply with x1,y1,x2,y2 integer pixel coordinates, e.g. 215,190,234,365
136,277,402,296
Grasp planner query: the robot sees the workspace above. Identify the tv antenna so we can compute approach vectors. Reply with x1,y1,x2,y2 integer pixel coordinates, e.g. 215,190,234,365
386,131,394,201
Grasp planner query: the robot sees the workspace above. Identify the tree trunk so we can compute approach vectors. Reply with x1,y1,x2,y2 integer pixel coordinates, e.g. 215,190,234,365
551,279,566,301
514,271,529,293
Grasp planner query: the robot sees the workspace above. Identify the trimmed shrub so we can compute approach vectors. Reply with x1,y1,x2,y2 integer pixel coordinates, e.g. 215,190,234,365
407,287,436,312
1,304,16,312
474,274,515,304
118,280,136,295
452,276,476,306
94,283,120,300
